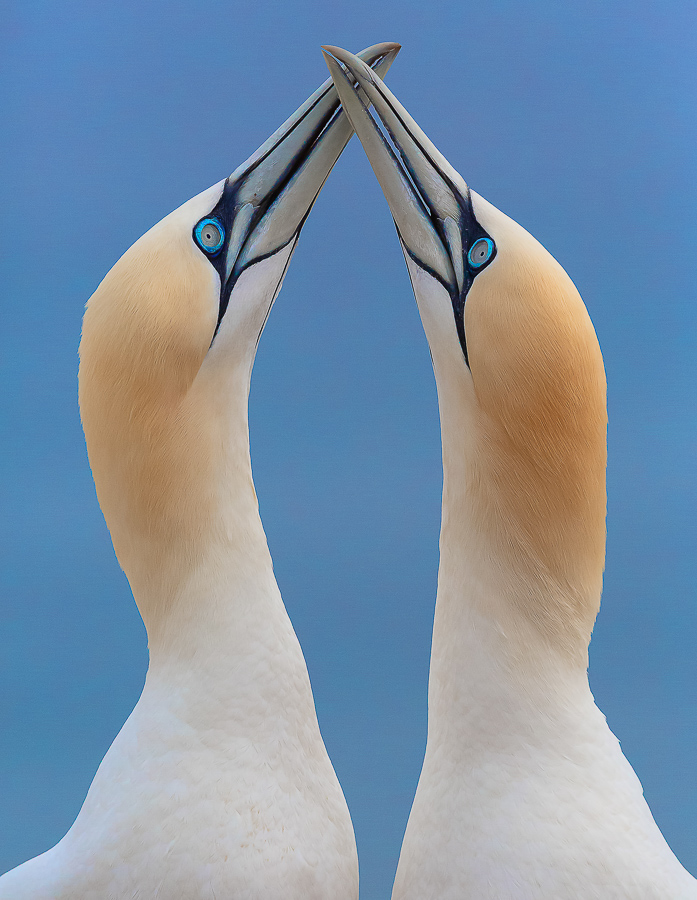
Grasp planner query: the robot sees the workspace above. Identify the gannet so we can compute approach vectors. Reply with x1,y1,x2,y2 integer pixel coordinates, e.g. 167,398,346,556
324,46,697,899
0,43,400,900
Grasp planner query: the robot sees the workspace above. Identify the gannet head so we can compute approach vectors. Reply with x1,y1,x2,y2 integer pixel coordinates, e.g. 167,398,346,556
325,47,607,655
78,44,400,612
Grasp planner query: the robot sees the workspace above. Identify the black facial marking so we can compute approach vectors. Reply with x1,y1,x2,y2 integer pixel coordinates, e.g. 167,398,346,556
192,87,346,345
191,47,399,350
366,86,496,366
397,184,496,367
192,173,304,343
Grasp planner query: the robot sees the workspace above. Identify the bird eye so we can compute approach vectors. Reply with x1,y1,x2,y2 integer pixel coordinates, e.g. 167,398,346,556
467,237,494,269
194,218,225,255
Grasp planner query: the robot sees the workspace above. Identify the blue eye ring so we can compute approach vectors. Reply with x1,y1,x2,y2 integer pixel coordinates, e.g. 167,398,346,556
467,237,495,270
194,217,225,255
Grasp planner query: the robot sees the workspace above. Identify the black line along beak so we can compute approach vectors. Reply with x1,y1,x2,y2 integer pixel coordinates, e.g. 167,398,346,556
322,45,495,364
203,42,401,337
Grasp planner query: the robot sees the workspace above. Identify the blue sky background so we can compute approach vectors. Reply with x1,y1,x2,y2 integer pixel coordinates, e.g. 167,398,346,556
1,1,695,896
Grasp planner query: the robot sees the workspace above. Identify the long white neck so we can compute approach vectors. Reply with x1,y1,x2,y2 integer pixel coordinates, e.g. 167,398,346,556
139,362,272,654
127,379,311,755
79,248,312,726
425,308,597,760
431,453,591,764
405,250,606,745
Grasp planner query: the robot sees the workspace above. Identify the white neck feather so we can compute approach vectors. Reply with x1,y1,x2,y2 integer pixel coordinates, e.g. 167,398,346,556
137,261,308,720
80,245,311,727
407,259,595,746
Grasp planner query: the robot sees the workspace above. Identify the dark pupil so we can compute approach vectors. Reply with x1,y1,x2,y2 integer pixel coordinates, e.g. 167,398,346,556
475,243,486,260
203,225,220,247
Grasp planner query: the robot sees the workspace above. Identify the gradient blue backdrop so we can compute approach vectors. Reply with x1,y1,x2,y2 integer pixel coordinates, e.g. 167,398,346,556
1,1,695,897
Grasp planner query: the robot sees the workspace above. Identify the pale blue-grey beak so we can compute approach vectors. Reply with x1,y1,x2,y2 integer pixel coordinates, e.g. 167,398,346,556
322,44,495,363
207,42,400,333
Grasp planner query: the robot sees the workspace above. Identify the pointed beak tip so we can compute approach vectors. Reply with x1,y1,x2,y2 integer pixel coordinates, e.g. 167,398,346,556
322,41,401,61
320,45,343,61
322,44,352,64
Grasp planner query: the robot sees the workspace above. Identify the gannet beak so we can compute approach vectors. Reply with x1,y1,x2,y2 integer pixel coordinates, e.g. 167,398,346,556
208,42,400,334
322,45,493,363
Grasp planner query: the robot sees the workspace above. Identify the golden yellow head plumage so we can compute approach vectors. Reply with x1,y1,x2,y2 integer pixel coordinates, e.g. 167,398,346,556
79,186,223,589
464,194,607,646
